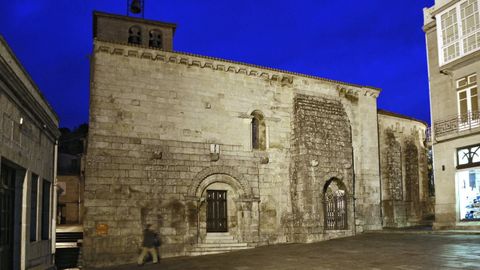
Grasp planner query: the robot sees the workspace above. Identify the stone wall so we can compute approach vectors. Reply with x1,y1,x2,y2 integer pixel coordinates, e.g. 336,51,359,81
290,94,354,241
378,111,432,228
84,40,382,267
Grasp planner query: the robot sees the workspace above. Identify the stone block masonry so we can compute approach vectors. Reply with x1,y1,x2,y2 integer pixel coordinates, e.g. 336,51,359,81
83,39,425,268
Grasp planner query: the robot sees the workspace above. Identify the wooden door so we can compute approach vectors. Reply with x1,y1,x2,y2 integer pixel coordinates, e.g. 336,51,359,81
0,164,15,270
206,190,227,232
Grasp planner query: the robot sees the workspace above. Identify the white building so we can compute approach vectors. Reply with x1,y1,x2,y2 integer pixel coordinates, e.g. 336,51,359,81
424,0,480,229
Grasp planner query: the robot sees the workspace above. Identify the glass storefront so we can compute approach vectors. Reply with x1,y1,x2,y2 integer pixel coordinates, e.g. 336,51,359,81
457,168,480,221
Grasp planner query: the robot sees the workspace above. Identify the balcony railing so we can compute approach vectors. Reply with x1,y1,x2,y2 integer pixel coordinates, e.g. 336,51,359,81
433,111,480,137
425,126,432,143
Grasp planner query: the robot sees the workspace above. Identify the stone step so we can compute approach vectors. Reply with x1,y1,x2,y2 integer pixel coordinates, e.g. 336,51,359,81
205,232,231,237
205,234,234,239
190,245,253,256
193,246,251,252
204,238,237,244
196,243,248,248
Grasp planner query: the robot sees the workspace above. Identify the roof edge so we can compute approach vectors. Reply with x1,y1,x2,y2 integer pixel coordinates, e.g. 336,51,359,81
94,39,381,92
378,109,428,126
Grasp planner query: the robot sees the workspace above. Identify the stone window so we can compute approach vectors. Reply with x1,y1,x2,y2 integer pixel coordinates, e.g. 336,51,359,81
128,25,142,45
149,29,163,49
251,110,266,150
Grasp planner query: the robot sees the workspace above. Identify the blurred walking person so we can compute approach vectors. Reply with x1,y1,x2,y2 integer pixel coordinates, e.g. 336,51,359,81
137,224,159,266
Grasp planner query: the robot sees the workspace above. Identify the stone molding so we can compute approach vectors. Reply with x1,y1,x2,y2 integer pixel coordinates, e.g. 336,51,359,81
187,165,254,199
94,39,381,95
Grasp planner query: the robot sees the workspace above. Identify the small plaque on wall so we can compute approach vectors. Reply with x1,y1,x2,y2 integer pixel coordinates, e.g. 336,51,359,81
96,223,109,236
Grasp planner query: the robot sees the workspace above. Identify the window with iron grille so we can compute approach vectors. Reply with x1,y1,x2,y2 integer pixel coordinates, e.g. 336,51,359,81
457,144,480,169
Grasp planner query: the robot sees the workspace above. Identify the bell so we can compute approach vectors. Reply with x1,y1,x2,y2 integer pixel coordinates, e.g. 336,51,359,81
130,0,142,14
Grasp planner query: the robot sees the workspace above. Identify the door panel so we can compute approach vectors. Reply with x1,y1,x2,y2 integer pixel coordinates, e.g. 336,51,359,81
0,164,15,270
206,190,227,232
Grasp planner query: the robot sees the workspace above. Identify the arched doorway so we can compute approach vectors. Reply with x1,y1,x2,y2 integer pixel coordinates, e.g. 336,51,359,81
323,179,347,230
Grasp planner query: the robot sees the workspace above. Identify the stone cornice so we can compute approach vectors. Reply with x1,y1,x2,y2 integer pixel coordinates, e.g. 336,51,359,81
430,0,461,17
0,37,59,125
94,39,381,95
423,20,436,32
0,37,60,140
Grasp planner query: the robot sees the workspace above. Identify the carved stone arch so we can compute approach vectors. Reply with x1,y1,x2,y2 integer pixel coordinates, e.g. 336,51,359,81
322,173,350,196
188,166,253,199
323,176,348,230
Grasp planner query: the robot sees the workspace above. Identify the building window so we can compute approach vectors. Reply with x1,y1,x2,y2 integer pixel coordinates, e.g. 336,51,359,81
456,74,479,127
437,0,480,65
149,30,162,49
30,174,38,242
251,111,266,150
128,26,142,45
458,144,480,168
41,179,51,240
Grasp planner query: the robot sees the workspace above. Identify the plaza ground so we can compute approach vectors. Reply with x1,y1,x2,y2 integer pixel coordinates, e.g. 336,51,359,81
95,232,480,270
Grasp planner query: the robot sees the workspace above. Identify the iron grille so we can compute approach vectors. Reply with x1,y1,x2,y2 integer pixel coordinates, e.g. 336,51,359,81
434,110,480,137
324,191,347,230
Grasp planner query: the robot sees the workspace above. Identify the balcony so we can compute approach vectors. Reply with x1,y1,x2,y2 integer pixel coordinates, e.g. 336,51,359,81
433,111,480,138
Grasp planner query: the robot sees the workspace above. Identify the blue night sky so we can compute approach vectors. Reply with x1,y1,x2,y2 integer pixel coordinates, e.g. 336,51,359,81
1,0,435,128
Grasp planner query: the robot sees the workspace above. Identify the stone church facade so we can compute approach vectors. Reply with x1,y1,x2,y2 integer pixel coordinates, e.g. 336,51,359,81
83,12,433,267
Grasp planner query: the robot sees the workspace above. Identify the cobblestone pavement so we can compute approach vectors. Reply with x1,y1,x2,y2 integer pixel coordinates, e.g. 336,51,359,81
95,233,480,270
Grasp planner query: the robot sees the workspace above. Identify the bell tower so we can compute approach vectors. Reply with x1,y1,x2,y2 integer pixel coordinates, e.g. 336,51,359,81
93,1,176,51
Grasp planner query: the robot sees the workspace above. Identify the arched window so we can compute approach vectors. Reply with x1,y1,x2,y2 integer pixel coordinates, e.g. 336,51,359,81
128,26,142,45
251,111,266,150
149,30,163,49
323,179,347,230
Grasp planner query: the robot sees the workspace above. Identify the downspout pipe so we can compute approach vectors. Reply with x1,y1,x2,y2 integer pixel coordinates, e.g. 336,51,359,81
51,140,59,256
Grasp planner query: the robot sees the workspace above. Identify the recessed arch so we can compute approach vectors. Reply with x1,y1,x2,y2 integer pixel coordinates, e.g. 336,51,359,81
187,166,253,199
323,177,348,230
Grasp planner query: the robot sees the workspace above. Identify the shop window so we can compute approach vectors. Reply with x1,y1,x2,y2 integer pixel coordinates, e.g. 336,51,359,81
149,30,163,49
457,168,480,221
251,111,266,150
128,26,142,45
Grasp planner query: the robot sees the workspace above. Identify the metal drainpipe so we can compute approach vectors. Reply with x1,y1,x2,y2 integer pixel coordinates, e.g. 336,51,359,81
52,140,59,257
